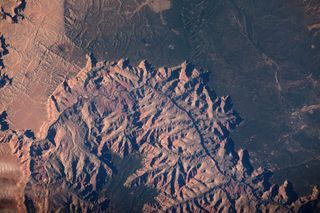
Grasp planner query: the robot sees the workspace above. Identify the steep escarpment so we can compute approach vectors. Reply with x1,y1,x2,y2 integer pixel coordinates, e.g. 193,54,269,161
0,34,12,89
0,114,29,212
1,58,319,212
0,0,26,23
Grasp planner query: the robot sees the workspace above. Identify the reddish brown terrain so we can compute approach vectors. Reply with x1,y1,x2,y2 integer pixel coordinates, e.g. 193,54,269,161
0,58,319,212
0,0,319,212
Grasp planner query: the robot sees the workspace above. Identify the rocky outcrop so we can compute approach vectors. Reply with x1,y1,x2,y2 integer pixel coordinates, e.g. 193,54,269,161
0,111,8,131
0,0,26,23
0,34,12,89
0,112,28,212
1,59,319,212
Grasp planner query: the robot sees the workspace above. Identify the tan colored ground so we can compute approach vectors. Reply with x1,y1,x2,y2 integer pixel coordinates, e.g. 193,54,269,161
0,140,25,212
1,59,318,212
148,0,171,13
0,1,173,210
0,0,83,132
0,0,172,132
0,0,319,212
0,0,25,23
0,1,83,211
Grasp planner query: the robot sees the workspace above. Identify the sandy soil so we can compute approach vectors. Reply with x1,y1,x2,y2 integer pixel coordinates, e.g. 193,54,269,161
0,0,84,132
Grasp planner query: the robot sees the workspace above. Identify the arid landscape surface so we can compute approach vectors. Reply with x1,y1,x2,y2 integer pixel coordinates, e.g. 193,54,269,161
0,0,319,212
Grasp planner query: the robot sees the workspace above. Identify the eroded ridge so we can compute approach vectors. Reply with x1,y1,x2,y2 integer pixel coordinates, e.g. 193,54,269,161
0,111,27,212
3,58,320,212
0,34,12,89
0,0,26,23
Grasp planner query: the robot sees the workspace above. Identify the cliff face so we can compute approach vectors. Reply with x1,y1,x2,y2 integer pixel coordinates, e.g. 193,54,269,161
1,58,318,212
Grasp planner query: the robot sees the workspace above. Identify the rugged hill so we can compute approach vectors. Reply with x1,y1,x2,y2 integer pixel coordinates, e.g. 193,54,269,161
0,58,319,212
1,0,319,197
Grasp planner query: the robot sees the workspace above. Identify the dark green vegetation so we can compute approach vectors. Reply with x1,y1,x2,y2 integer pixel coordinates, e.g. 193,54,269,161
64,0,320,196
